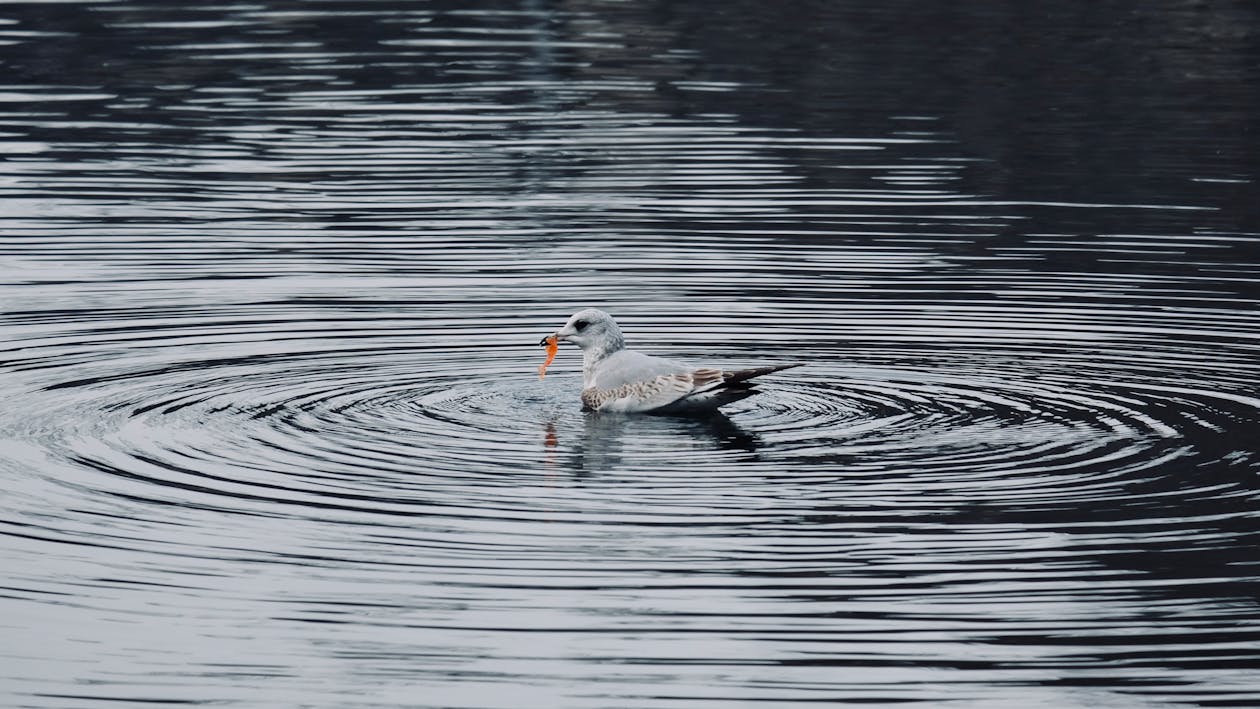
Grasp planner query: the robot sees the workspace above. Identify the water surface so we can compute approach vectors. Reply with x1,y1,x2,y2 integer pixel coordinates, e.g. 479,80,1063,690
2,2,1259,707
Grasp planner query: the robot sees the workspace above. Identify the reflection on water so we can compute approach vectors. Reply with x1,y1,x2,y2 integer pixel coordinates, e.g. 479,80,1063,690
1,1,1259,707
563,411,762,475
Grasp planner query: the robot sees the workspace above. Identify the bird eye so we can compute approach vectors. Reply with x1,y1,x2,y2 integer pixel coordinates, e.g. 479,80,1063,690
574,320,589,332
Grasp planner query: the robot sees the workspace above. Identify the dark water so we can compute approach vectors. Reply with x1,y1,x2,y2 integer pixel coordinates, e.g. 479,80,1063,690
2,2,1259,707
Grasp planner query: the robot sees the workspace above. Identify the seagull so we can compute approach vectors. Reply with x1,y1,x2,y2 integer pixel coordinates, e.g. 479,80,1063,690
540,308,800,414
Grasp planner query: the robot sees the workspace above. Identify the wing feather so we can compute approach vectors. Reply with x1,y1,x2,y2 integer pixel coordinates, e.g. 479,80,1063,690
582,354,802,413
582,371,695,412
590,350,688,390
583,367,759,413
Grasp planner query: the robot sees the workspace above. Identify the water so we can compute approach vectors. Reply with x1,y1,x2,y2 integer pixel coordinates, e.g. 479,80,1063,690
2,2,1259,707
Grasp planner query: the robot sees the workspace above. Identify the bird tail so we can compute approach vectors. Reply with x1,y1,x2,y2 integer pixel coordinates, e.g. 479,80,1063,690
722,363,803,385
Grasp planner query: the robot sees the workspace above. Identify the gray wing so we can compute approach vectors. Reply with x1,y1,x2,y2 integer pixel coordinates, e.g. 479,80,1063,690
586,351,802,413
590,349,689,390
583,368,728,413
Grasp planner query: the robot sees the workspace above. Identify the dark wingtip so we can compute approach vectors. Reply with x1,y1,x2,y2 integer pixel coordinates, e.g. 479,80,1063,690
723,363,804,384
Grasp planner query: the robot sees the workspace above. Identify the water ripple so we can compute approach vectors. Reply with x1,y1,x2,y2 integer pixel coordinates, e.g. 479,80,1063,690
1,1,1259,707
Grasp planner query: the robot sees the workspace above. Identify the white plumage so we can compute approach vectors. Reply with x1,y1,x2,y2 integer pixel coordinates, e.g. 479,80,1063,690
540,308,799,414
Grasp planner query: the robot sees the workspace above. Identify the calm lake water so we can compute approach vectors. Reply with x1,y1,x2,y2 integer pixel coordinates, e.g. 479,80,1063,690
2,2,1259,707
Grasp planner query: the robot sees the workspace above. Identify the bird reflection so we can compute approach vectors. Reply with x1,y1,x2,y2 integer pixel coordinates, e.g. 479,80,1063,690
544,409,762,475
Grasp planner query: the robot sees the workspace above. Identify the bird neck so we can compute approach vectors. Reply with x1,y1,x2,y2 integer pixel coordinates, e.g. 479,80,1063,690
581,334,624,388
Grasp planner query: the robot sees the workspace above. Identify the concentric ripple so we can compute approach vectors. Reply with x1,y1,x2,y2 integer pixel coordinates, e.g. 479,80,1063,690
5,301,1260,709
9,311,1258,511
